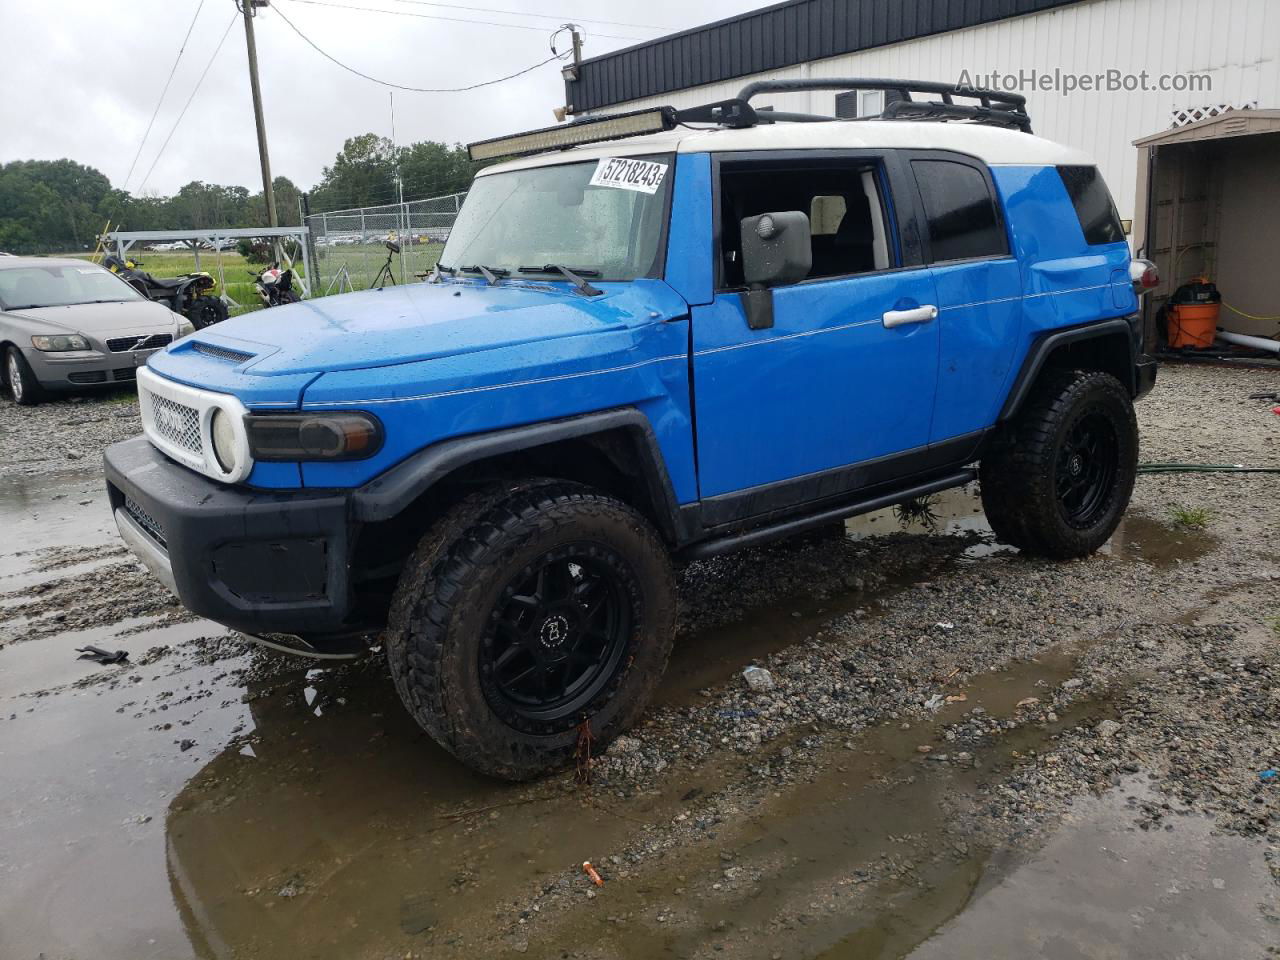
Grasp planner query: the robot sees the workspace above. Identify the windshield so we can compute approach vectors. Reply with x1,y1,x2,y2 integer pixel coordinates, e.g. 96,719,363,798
440,154,673,282
0,263,144,310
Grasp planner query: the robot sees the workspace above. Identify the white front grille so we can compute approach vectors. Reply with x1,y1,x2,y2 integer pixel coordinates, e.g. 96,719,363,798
137,366,253,484
147,392,203,457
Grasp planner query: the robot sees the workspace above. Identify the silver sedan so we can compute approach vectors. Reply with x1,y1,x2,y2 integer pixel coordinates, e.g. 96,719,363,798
0,257,191,406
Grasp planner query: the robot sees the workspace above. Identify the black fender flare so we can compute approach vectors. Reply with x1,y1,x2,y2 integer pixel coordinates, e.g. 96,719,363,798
349,407,686,542
998,317,1137,422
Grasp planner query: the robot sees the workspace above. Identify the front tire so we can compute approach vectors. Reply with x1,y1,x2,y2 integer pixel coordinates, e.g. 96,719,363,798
980,369,1137,558
384,480,676,780
5,347,44,406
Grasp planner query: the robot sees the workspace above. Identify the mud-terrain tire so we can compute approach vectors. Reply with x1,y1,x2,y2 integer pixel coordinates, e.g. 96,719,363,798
5,346,44,406
186,296,227,330
980,369,1137,558
384,479,676,780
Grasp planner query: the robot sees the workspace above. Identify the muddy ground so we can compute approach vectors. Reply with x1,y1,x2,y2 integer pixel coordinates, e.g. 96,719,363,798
1,363,1277,960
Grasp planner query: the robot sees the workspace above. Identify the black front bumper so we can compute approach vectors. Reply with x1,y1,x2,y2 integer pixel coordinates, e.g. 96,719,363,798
104,436,357,639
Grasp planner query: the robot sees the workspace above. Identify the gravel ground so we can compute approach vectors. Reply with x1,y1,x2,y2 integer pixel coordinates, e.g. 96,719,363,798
1,362,1277,959
0,386,140,477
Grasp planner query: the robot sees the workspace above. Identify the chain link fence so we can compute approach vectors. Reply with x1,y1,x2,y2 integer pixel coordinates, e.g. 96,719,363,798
304,192,466,295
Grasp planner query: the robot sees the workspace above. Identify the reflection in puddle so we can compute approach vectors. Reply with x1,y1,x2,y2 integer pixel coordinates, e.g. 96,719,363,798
904,778,1277,959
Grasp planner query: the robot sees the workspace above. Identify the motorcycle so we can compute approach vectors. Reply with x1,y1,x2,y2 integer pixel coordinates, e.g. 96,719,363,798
250,263,300,308
103,253,228,329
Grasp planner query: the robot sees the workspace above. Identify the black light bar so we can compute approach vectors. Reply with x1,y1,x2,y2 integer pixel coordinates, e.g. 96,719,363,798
468,107,677,161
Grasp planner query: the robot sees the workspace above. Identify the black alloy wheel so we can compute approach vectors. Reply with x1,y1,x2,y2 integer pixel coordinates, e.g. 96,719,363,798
1056,412,1120,528
482,546,630,727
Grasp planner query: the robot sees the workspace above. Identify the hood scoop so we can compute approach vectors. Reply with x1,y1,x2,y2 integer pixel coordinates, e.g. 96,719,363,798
191,341,256,364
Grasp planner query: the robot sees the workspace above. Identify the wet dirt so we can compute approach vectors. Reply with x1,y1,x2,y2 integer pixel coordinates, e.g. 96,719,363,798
1,365,1275,960
1,483,1257,960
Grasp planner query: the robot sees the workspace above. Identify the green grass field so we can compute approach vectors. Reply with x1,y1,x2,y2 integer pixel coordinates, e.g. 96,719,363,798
73,250,276,312
69,242,447,310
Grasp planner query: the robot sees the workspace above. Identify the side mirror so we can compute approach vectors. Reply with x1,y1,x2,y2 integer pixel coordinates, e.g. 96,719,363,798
739,211,811,330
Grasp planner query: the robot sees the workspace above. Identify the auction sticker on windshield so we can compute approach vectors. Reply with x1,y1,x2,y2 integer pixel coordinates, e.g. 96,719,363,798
589,158,668,195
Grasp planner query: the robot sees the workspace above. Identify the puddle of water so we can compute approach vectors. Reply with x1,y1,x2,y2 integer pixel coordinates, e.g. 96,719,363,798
0,468,112,566
1102,512,1217,567
844,484,989,540
902,777,1278,960
2,617,220,697
533,639,1274,960
0,457,1238,959
526,643,1098,960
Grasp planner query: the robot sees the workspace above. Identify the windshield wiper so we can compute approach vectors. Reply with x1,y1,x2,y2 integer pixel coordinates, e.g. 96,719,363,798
428,263,458,283
517,264,603,297
458,264,508,286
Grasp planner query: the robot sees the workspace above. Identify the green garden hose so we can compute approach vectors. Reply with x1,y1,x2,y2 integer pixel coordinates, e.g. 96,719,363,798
1137,463,1280,475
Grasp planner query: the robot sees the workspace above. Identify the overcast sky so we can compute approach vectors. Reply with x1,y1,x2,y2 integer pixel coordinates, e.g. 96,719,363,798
0,0,762,198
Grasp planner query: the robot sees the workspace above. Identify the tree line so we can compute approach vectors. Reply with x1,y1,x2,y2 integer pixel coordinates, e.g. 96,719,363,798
0,135,481,254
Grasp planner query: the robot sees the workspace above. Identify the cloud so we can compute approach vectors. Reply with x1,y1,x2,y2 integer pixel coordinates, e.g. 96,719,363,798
0,0,758,197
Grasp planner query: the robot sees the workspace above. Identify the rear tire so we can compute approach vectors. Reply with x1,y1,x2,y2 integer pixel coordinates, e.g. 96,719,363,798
980,369,1137,558
186,296,227,330
5,347,44,406
384,479,676,780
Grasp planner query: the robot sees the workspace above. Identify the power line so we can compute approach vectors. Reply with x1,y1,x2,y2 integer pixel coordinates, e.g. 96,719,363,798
281,0,642,41
382,0,667,32
273,2,572,92
136,12,239,194
122,0,207,190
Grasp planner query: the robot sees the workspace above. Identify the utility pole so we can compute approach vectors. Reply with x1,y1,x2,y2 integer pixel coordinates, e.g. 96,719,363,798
241,0,278,230
553,24,584,121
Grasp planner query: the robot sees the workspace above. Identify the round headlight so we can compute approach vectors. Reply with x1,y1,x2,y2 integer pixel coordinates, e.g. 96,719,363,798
210,408,239,473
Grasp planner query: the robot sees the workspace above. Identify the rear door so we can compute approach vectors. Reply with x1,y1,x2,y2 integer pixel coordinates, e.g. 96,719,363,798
905,153,1023,443
690,151,941,523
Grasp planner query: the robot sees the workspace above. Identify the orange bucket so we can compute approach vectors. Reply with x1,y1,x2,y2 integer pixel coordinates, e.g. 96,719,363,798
1168,302,1219,348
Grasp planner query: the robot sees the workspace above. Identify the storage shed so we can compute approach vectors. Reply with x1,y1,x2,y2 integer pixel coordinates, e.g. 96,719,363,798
1132,110,1280,344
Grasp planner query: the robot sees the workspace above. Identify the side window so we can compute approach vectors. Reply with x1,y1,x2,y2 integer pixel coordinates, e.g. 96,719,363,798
1058,165,1125,245
718,161,895,287
911,159,1008,263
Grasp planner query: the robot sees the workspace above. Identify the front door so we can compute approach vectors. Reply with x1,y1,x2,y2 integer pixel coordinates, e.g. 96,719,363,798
691,152,940,522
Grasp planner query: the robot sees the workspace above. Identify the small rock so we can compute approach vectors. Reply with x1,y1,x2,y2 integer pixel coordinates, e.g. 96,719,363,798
1061,678,1085,691
1096,720,1122,739
742,666,775,693
609,736,642,756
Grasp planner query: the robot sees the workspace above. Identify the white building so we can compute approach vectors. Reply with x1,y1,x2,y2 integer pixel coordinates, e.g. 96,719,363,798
566,0,1279,225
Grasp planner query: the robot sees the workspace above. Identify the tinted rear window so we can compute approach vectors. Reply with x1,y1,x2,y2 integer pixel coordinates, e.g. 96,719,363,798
1058,165,1125,245
912,160,1008,262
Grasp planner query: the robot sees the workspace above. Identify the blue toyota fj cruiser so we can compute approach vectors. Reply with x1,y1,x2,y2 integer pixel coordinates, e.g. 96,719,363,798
105,80,1157,779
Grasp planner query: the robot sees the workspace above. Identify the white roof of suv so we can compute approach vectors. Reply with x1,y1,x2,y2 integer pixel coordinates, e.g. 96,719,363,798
481,119,1094,176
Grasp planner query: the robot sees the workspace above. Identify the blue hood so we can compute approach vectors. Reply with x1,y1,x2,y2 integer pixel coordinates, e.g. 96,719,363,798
182,278,686,377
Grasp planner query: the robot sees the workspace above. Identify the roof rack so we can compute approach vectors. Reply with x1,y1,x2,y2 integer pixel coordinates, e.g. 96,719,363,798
734,78,1033,133
467,78,1031,161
